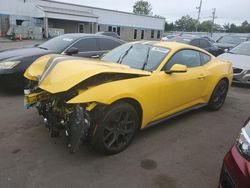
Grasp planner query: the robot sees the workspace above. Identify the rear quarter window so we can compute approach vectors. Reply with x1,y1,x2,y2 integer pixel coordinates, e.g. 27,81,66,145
200,52,211,65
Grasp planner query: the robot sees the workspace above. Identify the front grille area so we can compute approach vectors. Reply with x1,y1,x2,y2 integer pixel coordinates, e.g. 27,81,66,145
220,165,236,188
233,67,243,74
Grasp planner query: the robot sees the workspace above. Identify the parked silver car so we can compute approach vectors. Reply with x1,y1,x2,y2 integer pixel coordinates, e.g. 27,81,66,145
219,41,250,85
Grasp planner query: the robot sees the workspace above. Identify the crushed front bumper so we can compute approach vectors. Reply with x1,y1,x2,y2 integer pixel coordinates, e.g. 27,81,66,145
24,90,50,109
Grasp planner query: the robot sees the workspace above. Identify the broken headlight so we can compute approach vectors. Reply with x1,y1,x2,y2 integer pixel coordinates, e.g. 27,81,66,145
236,119,250,161
0,61,21,69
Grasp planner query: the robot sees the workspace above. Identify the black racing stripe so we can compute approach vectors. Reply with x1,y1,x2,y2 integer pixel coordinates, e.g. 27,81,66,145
39,56,81,85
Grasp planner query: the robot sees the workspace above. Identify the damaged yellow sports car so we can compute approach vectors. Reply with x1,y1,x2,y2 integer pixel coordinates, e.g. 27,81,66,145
24,41,233,154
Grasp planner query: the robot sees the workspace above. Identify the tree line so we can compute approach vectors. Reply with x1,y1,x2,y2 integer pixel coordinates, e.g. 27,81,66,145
165,15,250,33
132,0,249,34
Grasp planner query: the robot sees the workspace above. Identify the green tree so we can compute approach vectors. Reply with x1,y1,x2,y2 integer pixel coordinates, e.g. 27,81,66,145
199,20,213,32
133,0,152,15
175,15,197,31
165,22,174,32
240,21,250,33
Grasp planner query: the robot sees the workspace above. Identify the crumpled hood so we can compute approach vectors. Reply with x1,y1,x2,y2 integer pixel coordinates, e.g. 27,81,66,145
218,53,250,70
24,55,151,94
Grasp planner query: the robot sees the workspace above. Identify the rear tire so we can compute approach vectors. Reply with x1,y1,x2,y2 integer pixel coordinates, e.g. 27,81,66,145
207,79,229,111
92,102,139,155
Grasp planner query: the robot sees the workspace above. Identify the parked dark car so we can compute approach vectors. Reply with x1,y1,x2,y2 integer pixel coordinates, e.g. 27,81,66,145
219,117,250,188
215,34,250,51
97,32,120,39
201,35,215,43
0,33,124,88
168,36,224,56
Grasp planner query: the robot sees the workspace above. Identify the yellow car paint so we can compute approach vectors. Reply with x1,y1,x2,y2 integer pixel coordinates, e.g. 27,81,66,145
24,41,233,129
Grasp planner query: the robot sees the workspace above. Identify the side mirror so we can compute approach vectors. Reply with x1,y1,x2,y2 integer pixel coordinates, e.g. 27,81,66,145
224,49,229,53
165,64,188,74
65,47,79,55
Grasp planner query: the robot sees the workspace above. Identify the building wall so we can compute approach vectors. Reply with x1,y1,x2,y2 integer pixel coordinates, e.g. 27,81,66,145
0,0,165,40
98,24,163,41
48,19,95,34
38,0,165,31
0,15,9,36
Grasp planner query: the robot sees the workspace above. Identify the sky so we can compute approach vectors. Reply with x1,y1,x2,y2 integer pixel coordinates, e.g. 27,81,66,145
56,0,250,25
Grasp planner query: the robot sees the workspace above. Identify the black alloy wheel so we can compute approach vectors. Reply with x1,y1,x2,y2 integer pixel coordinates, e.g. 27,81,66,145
207,79,229,110
92,102,139,155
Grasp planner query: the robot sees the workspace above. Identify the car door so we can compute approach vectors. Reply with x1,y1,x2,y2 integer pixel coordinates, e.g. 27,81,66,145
71,38,100,58
154,49,210,120
190,39,200,48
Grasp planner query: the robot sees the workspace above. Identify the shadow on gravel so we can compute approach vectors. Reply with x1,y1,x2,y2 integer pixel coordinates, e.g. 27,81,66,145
0,86,23,96
137,108,207,140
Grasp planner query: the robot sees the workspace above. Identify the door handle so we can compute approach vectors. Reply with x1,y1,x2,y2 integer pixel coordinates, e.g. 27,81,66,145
198,74,207,79
90,55,100,58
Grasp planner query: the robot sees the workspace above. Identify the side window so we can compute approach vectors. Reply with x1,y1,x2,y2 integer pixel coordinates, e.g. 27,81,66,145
98,38,120,51
72,38,97,52
164,50,201,70
190,39,200,47
200,52,211,65
200,39,211,48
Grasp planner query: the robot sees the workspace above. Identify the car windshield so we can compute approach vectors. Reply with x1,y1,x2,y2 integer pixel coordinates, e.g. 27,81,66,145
230,43,250,56
101,43,170,71
38,35,77,53
217,36,248,45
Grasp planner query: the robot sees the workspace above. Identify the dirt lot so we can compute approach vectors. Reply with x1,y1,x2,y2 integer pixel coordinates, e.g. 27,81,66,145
0,41,250,188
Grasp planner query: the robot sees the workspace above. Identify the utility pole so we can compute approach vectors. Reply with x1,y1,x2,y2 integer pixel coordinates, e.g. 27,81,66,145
211,8,217,37
196,0,202,32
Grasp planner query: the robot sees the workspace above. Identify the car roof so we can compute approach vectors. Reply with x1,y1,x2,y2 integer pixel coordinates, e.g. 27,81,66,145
241,41,250,44
59,33,117,39
131,40,209,53
59,33,124,43
223,34,250,37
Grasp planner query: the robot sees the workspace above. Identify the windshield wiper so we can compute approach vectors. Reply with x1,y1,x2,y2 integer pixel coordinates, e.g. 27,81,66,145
142,47,151,70
38,46,48,50
117,45,133,64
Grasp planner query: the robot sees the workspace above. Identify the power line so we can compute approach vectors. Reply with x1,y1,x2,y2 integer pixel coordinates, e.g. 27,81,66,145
196,0,202,31
211,8,217,37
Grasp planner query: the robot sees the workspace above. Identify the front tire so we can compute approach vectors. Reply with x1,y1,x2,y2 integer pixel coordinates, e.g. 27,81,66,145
92,102,139,155
207,79,229,111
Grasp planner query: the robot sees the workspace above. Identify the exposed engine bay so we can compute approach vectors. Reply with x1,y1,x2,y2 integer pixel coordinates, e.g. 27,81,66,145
24,72,142,153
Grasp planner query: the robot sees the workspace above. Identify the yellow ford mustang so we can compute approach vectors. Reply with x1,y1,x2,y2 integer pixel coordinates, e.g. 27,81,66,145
24,41,233,154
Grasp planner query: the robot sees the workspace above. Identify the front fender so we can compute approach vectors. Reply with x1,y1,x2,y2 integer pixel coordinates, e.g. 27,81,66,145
66,76,160,128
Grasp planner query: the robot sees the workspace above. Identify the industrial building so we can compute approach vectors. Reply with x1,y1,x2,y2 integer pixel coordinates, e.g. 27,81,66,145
0,0,165,41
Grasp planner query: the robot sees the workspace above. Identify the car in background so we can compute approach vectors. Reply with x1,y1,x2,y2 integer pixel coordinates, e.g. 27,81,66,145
201,36,215,43
161,34,176,41
219,117,250,188
0,33,124,88
97,32,120,39
24,41,232,154
218,41,250,85
215,34,250,51
168,36,224,56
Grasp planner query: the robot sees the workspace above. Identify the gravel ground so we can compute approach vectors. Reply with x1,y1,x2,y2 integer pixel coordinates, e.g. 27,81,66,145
0,41,249,188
